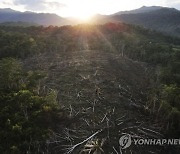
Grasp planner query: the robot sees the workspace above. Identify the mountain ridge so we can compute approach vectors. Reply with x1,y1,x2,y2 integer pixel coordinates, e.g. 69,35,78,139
110,7,180,36
0,8,68,26
0,6,180,37
114,6,164,15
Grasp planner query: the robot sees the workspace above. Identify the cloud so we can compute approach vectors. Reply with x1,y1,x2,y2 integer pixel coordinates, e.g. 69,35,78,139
2,0,14,6
0,0,24,11
164,0,180,10
48,2,66,8
166,0,180,5
165,0,180,7
13,0,66,12
13,0,45,11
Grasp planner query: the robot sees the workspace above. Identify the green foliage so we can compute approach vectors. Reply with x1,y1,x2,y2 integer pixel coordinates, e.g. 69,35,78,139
26,70,46,92
0,58,22,90
0,58,66,153
156,84,180,136
0,30,38,58
46,90,58,105
162,84,180,109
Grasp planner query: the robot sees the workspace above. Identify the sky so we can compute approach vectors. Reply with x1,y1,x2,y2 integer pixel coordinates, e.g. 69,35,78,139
0,0,180,18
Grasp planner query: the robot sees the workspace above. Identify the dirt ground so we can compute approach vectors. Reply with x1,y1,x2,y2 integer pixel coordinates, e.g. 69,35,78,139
24,49,176,153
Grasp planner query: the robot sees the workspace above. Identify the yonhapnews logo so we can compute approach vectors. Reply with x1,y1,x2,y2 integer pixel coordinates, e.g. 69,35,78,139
119,134,180,149
119,134,132,149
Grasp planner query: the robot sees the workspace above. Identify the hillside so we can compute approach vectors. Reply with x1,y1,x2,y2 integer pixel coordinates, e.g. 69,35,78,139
1,6,180,37
110,7,180,37
114,6,163,15
0,21,39,27
0,24,179,153
0,8,68,26
88,6,180,37
24,48,161,153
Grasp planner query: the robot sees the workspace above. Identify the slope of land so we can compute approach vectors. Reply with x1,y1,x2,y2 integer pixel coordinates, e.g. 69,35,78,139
111,7,180,37
114,6,163,15
1,6,180,37
23,48,173,153
0,24,179,153
0,8,68,26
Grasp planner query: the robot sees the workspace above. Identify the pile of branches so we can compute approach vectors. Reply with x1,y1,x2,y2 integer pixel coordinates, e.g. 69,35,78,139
46,98,168,154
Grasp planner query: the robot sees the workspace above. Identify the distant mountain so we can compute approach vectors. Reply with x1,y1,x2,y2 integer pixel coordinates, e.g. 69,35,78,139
0,21,39,27
89,6,180,37
0,7,180,37
109,7,180,37
114,6,163,15
0,8,68,26
0,8,19,13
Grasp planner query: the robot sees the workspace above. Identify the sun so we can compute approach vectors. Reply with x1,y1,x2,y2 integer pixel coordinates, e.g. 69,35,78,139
72,10,94,21
68,6,96,21
63,0,97,21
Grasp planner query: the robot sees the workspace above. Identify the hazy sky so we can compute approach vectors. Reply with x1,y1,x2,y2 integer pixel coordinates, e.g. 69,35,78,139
0,0,180,17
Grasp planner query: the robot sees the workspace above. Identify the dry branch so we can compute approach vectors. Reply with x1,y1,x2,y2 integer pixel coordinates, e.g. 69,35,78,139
65,129,103,154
